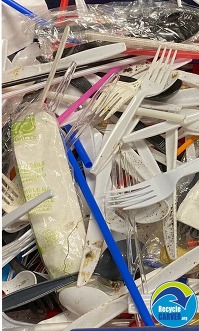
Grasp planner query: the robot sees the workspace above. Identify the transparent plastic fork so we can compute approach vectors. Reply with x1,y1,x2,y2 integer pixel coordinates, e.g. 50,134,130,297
107,158,199,210
91,46,177,175
64,73,119,151
111,153,148,291
47,61,77,113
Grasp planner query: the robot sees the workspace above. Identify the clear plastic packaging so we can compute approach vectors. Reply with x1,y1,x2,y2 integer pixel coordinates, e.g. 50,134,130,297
27,1,199,60
10,103,86,279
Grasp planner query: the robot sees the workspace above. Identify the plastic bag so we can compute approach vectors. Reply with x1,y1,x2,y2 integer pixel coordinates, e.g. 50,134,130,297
2,0,48,56
28,0,199,60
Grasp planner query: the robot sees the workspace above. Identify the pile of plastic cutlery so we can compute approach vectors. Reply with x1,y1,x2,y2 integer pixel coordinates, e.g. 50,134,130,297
2,3,199,329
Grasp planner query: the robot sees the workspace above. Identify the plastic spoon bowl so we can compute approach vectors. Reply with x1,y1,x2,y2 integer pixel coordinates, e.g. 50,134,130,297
59,286,110,316
2,271,37,295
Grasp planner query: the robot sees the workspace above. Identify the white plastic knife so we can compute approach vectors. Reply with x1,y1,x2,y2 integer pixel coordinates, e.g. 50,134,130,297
77,125,114,287
139,246,199,293
163,128,178,260
128,246,199,312
2,43,126,83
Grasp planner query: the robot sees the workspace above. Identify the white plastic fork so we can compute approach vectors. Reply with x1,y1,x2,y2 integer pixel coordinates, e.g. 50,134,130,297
91,46,177,175
107,158,199,209
92,79,141,120
123,110,199,143
92,66,179,122
2,174,26,215
2,173,30,232
64,73,119,151
2,190,54,230
89,62,152,119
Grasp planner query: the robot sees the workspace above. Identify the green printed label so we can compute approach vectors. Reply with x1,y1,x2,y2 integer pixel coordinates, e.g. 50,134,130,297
12,115,36,142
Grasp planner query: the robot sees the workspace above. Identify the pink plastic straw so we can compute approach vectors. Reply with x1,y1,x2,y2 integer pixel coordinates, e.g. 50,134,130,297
57,66,121,125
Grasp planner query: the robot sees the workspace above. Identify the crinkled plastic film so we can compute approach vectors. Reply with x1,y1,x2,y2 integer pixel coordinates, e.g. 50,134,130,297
10,103,86,279
27,1,199,60
142,229,165,269
2,93,41,176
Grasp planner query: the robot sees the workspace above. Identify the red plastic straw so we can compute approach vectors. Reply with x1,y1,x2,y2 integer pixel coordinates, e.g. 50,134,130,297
124,48,199,60
60,0,69,9
56,0,69,27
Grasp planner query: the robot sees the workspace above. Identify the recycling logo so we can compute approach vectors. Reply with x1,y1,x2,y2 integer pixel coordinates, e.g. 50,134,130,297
151,281,197,328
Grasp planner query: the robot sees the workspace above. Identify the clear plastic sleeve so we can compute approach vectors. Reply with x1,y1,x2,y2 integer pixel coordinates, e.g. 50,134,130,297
25,1,199,60
10,102,86,279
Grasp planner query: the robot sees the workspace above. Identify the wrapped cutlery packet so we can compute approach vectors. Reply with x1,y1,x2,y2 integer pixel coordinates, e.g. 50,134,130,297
11,106,86,278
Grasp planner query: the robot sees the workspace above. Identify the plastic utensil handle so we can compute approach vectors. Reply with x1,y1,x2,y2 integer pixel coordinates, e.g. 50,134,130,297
123,121,180,143
91,89,146,175
77,127,113,286
2,55,136,88
2,190,54,230
66,149,154,326
174,158,199,182
48,62,77,113
2,0,48,24
3,44,125,84
2,273,78,312
57,66,121,124
65,124,92,168
3,56,148,99
38,26,70,107
63,295,129,331
145,246,199,292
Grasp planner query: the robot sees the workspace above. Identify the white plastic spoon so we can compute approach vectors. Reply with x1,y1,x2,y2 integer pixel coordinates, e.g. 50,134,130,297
2,271,37,295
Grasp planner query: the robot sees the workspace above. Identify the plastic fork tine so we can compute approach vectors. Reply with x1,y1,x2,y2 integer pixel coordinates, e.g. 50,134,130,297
2,183,18,199
147,45,162,76
156,50,172,84
93,74,120,115
65,73,119,151
108,158,199,209
99,92,122,117
150,47,167,81
160,50,177,85
157,49,172,84
109,188,154,204
108,181,151,194
2,196,13,207
3,188,17,201
111,189,156,207
123,195,158,210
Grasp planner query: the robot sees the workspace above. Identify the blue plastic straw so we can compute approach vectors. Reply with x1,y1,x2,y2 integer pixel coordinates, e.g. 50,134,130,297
66,148,155,327
65,124,92,169
2,0,49,25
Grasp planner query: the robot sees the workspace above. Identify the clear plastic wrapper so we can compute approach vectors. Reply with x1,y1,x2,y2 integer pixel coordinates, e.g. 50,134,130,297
2,92,41,176
10,103,86,279
26,1,199,60
2,119,13,176
2,0,49,56
177,181,199,231
142,228,165,269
